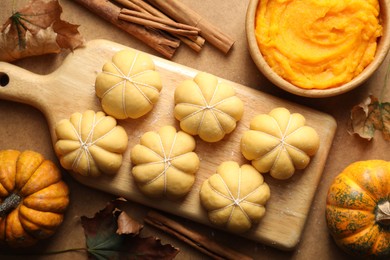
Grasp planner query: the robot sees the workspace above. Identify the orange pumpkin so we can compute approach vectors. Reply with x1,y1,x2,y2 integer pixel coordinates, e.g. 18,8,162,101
326,160,390,257
0,150,70,247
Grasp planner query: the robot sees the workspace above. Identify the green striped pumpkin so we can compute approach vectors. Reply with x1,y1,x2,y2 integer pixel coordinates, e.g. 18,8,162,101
326,160,390,257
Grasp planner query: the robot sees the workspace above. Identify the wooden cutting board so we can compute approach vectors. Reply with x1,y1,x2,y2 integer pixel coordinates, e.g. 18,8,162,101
0,39,336,251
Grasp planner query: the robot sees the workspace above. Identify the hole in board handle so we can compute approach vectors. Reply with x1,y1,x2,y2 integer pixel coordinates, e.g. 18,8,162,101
0,72,10,87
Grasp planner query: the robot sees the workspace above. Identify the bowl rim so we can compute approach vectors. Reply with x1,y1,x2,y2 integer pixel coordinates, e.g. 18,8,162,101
246,0,390,98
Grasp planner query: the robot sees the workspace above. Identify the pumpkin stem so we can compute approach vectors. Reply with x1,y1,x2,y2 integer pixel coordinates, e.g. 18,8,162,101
376,200,390,226
0,193,22,218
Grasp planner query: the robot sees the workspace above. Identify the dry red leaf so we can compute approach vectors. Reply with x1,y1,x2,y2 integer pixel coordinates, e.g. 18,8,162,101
80,198,180,260
0,0,84,62
348,95,390,141
117,211,143,236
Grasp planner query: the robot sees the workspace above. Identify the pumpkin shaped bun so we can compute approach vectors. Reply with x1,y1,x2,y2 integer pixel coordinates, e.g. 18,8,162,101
326,160,390,258
241,107,320,180
54,110,128,177
131,125,200,200
200,161,270,233
95,49,163,119
174,72,244,142
0,150,70,247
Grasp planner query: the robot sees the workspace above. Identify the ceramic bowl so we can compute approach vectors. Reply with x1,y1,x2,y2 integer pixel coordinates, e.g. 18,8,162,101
246,0,390,98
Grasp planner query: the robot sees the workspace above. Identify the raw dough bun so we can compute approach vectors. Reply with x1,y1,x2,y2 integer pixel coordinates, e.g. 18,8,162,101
95,49,162,119
54,110,128,177
174,72,244,142
241,107,320,180
200,161,270,233
131,125,200,200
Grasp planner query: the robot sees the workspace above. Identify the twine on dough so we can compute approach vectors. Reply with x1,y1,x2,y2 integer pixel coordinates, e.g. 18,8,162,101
179,82,237,136
141,132,181,197
100,51,160,117
71,113,116,175
207,170,265,226
253,115,308,171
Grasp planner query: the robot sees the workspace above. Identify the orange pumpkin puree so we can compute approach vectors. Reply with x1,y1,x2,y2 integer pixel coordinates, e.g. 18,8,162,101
255,0,383,89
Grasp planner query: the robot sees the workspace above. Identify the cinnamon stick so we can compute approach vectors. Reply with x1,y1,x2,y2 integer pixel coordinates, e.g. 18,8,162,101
147,0,235,54
120,0,205,52
129,0,165,17
71,0,180,58
144,211,253,260
119,9,200,37
113,0,147,13
180,35,205,52
122,9,200,33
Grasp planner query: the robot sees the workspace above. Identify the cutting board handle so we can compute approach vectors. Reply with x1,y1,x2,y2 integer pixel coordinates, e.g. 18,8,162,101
0,61,49,112
0,40,128,122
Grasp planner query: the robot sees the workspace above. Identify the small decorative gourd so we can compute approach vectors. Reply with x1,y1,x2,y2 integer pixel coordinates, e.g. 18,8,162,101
131,125,200,200
174,72,244,142
0,150,70,247
241,107,320,180
95,49,163,119
54,110,128,177
199,161,270,233
326,160,390,258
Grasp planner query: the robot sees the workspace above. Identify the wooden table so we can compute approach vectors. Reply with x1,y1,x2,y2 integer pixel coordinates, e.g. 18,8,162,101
0,1,389,259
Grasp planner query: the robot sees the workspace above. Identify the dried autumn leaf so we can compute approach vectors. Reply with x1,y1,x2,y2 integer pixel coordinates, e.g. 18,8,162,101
348,95,390,141
81,198,179,260
117,211,143,236
0,0,84,62
81,199,125,260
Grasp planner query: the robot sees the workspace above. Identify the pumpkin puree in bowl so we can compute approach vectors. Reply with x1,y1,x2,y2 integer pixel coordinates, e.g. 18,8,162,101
255,0,383,89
